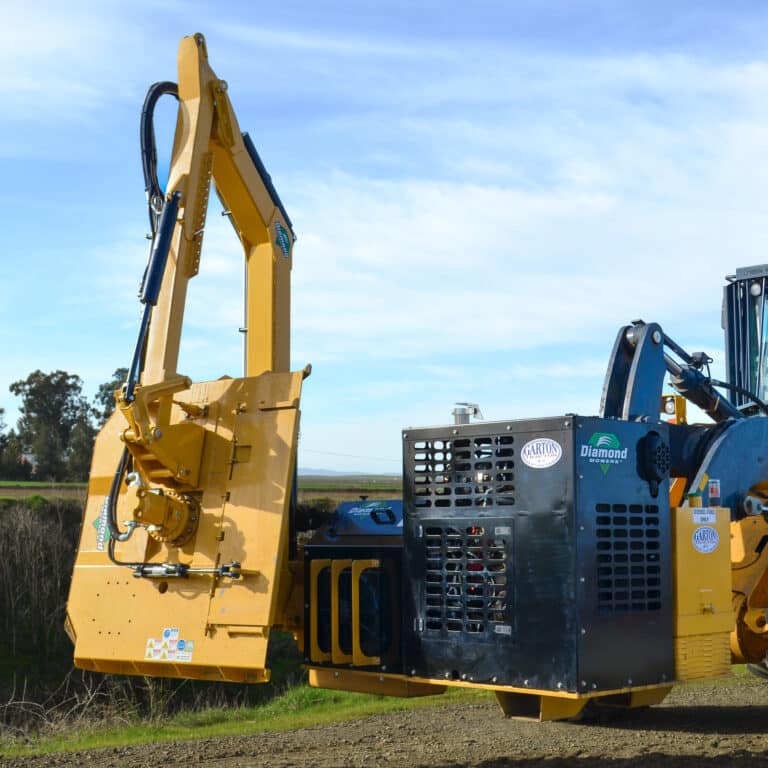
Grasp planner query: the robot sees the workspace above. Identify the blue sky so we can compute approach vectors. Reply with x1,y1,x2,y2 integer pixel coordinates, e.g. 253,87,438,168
4,1,768,472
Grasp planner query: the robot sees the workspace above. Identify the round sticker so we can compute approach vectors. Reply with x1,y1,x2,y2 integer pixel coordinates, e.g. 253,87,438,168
692,525,719,554
521,438,562,469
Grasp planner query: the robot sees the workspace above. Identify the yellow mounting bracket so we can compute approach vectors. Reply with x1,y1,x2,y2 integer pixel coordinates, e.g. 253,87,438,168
118,375,205,490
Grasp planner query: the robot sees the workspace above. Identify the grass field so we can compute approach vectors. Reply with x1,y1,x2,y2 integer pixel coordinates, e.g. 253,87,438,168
0,476,403,504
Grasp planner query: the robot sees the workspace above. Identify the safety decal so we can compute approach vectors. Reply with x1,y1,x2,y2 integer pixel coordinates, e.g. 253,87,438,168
144,627,194,662
692,525,719,554
580,432,628,475
693,508,717,525
92,498,111,552
520,438,562,469
274,222,291,256
707,478,721,501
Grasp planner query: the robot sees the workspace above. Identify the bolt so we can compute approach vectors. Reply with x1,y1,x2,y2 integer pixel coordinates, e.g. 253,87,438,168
379,676,385,682
557,682,563,689
506,425,512,431
579,576,585,583
410,669,416,676
452,429,458,435
445,672,451,679
581,628,587,635
461,673,467,680
524,679,529,686
153,428,162,440
651,330,662,345
579,525,585,531
492,676,498,683
627,678,633,686
581,681,587,688
592,683,597,690
333,671,339,679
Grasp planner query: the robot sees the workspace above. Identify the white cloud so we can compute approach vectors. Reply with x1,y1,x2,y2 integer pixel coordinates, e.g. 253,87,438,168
213,21,455,60
7,8,768,470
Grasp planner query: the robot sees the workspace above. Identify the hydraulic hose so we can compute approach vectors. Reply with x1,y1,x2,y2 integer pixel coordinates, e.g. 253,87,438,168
140,81,179,234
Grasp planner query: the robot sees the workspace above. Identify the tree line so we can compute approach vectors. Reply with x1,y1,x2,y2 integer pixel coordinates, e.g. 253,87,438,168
0,368,127,482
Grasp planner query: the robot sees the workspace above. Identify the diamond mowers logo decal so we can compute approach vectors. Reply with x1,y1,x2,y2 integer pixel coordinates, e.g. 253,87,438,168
92,498,111,551
274,222,291,256
580,432,628,475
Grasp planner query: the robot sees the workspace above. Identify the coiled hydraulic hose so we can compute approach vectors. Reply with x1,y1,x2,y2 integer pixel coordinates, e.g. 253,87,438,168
140,81,179,235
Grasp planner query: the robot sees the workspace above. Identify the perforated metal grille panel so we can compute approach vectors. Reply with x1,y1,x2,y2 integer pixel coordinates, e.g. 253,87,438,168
412,435,515,509
423,522,510,635
595,503,662,614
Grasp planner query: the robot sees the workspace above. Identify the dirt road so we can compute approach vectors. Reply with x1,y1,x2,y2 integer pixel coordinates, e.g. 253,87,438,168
6,677,768,768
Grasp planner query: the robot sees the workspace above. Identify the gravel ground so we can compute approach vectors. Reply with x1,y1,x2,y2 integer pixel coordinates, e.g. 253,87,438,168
5,677,768,767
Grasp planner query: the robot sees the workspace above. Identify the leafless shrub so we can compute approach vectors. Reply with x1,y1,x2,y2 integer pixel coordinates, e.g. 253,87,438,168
0,498,303,739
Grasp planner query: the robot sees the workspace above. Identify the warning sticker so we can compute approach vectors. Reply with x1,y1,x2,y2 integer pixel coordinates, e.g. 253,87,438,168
707,478,721,500
693,508,717,525
144,628,194,663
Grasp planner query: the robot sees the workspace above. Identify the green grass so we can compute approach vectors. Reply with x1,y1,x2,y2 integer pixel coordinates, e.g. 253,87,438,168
298,475,402,492
0,481,86,488
0,477,402,492
1,684,488,757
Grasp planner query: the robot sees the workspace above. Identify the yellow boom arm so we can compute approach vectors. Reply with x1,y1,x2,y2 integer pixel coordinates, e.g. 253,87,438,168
66,33,306,683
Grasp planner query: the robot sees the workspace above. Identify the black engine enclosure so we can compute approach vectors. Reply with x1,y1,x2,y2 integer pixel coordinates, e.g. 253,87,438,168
402,415,673,694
